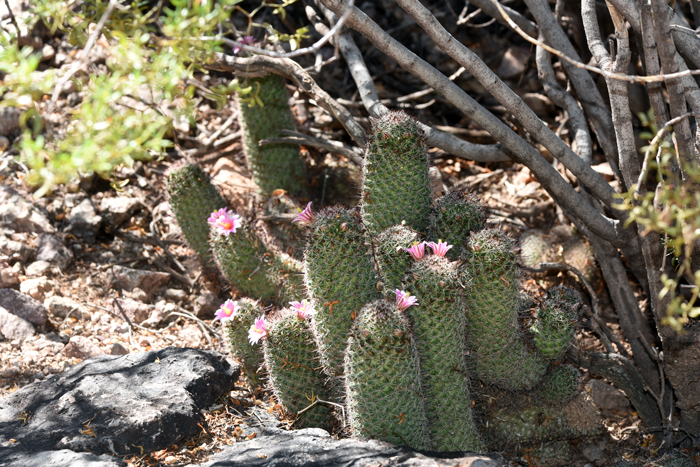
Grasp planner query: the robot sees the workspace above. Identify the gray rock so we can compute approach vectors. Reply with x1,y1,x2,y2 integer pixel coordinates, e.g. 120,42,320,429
60,336,103,359
165,288,187,301
587,379,631,411
192,427,502,467
0,449,126,467
18,277,52,301
110,266,170,296
99,197,140,227
0,186,54,233
108,343,129,356
35,233,73,269
44,296,90,320
25,261,51,277
0,306,34,340
194,291,220,319
0,347,239,457
0,260,19,288
65,198,102,243
582,444,605,464
0,288,48,324
140,301,177,328
109,298,151,324
0,234,32,263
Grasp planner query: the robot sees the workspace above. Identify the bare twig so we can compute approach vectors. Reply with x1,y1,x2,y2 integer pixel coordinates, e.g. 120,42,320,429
259,130,363,166
207,53,366,147
202,0,354,59
3,0,20,39
50,0,117,105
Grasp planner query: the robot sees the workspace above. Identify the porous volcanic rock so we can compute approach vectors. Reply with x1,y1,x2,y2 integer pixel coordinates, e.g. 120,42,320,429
190,427,503,467
0,347,239,460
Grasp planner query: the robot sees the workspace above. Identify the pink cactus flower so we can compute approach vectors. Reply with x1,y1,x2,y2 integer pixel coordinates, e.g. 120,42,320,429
215,299,239,323
427,240,453,257
395,289,418,311
248,316,268,345
233,35,255,55
208,207,228,225
290,300,316,319
213,210,242,236
292,202,314,225
404,241,426,260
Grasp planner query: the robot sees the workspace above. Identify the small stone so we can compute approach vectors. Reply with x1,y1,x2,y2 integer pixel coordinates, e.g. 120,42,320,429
61,335,103,359
582,444,605,464
65,198,102,243
110,265,170,296
40,44,55,62
0,306,35,341
0,288,49,324
0,185,54,233
139,338,151,347
0,260,19,288
122,287,149,303
100,196,141,227
19,276,52,300
26,260,51,277
35,233,73,269
108,343,129,355
0,234,33,263
141,301,177,328
165,288,187,301
110,298,152,325
44,295,90,320
194,291,220,319
587,379,630,411
0,136,8,152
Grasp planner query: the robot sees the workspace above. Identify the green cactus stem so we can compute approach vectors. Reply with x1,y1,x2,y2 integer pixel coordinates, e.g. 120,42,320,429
519,231,551,269
408,255,484,452
263,310,335,430
223,298,265,387
476,391,602,449
303,206,378,378
537,364,582,404
429,191,485,259
374,225,420,291
211,219,305,305
530,286,581,361
238,74,307,196
166,163,226,266
344,299,432,450
360,111,432,235
462,229,547,390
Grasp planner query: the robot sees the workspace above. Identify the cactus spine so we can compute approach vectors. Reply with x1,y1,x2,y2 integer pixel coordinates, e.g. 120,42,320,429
408,255,484,451
462,229,547,390
238,74,307,197
344,299,432,450
360,112,432,235
263,310,334,430
223,298,265,387
211,220,305,305
303,207,378,378
166,163,226,266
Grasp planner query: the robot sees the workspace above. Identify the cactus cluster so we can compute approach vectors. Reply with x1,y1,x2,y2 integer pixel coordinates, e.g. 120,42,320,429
166,106,599,455
222,298,265,386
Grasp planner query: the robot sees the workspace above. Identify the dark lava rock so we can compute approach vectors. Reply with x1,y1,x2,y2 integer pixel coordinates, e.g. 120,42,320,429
0,347,239,460
190,427,503,467
1,449,126,467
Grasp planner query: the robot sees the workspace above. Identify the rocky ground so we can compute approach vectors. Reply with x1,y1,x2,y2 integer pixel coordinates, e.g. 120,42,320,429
0,3,698,465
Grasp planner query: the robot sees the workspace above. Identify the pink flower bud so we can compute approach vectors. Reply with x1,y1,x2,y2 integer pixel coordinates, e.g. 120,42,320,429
403,242,426,260
214,299,239,323
394,289,418,311
292,202,314,225
248,316,268,345
427,240,453,257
